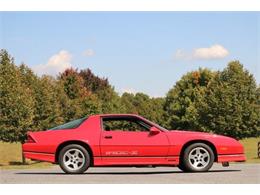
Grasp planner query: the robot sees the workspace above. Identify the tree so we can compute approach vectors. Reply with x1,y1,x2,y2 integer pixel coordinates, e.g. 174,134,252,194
131,93,156,119
33,76,64,130
58,68,102,121
197,61,260,139
79,68,110,93
164,68,215,130
80,68,121,113
0,50,35,163
19,64,63,130
1,47,259,167
120,92,138,113
120,92,166,127
149,97,166,127
60,68,86,100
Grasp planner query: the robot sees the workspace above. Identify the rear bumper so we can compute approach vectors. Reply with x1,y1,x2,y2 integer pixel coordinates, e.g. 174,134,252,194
217,153,246,163
23,151,55,163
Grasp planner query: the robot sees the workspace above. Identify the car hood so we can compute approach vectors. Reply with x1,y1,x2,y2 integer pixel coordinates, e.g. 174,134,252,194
167,130,217,136
166,129,240,146
167,129,240,140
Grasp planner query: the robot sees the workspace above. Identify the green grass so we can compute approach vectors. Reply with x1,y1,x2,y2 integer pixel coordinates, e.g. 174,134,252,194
240,137,260,163
0,137,259,170
0,142,52,170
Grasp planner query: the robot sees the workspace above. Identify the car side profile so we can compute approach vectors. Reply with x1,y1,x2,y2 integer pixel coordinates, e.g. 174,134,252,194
22,114,246,174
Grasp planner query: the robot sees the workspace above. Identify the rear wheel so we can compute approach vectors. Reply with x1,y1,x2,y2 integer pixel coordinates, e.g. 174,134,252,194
58,144,90,174
182,143,214,172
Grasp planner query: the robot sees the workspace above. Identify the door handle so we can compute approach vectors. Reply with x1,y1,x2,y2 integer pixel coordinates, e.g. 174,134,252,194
104,135,112,139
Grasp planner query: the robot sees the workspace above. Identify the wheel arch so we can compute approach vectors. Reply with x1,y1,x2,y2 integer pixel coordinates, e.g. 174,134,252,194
179,140,218,162
55,140,94,166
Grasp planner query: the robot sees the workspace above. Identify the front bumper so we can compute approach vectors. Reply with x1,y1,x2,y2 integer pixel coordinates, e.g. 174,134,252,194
217,153,246,163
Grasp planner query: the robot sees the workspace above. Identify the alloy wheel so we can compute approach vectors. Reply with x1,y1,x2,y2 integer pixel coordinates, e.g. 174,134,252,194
188,147,210,170
63,148,85,171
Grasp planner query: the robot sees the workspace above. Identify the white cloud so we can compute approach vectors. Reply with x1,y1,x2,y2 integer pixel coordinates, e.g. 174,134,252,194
174,44,229,60
83,49,95,57
120,88,136,95
192,44,229,59
174,49,187,59
33,50,72,76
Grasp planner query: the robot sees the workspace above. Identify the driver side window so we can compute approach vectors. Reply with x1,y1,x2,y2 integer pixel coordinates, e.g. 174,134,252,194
102,117,150,132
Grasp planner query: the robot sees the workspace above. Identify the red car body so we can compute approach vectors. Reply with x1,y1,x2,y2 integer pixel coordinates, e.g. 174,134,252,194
22,114,245,168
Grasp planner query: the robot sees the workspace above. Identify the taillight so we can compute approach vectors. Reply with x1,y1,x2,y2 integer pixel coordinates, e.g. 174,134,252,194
26,134,36,143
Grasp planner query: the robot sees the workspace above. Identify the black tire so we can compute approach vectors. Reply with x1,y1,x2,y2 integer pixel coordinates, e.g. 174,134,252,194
177,163,188,172
182,143,214,172
58,144,90,174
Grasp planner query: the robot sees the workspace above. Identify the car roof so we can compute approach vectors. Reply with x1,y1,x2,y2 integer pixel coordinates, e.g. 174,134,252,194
94,113,141,118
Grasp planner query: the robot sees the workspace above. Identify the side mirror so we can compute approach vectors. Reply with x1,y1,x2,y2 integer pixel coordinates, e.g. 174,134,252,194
149,126,160,135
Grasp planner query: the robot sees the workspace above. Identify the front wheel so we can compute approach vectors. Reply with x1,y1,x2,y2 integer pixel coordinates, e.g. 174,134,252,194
58,144,90,174
182,143,214,172
177,162,188,172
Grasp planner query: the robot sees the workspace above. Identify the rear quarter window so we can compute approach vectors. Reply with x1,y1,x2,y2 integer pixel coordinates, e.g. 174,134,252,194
49,116,88,130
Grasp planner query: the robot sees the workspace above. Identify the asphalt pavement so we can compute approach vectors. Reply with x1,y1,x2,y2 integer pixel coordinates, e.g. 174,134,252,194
1,163,259,184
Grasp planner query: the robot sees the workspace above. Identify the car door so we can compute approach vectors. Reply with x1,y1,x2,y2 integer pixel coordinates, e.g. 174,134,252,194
100,116,170,162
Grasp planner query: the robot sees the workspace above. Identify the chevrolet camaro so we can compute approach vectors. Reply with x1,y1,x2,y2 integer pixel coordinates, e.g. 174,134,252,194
22,114,246,174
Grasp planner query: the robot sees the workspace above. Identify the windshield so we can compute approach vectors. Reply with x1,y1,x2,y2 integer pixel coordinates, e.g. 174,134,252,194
148,120,168,131
138,116,168,131
49,116,88,130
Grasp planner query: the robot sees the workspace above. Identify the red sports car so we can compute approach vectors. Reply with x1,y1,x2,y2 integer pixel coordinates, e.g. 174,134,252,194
22,114,246,174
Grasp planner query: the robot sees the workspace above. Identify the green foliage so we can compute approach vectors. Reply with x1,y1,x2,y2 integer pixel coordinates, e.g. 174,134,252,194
79,68,120,114
33,76,63,130
120,92,166,127
164,62,260,139
19,64,64,130
0,50,34,143
196,61,260,139
164,68,216,130
59,68,86,99
58,68,103,120
0,49,259,142
79,68,110,93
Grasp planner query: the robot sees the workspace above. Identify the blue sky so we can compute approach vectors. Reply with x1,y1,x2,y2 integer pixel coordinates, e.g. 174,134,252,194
0,12,259,97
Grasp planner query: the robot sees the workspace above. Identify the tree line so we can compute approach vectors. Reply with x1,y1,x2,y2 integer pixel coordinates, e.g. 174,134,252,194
0,49,259,145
